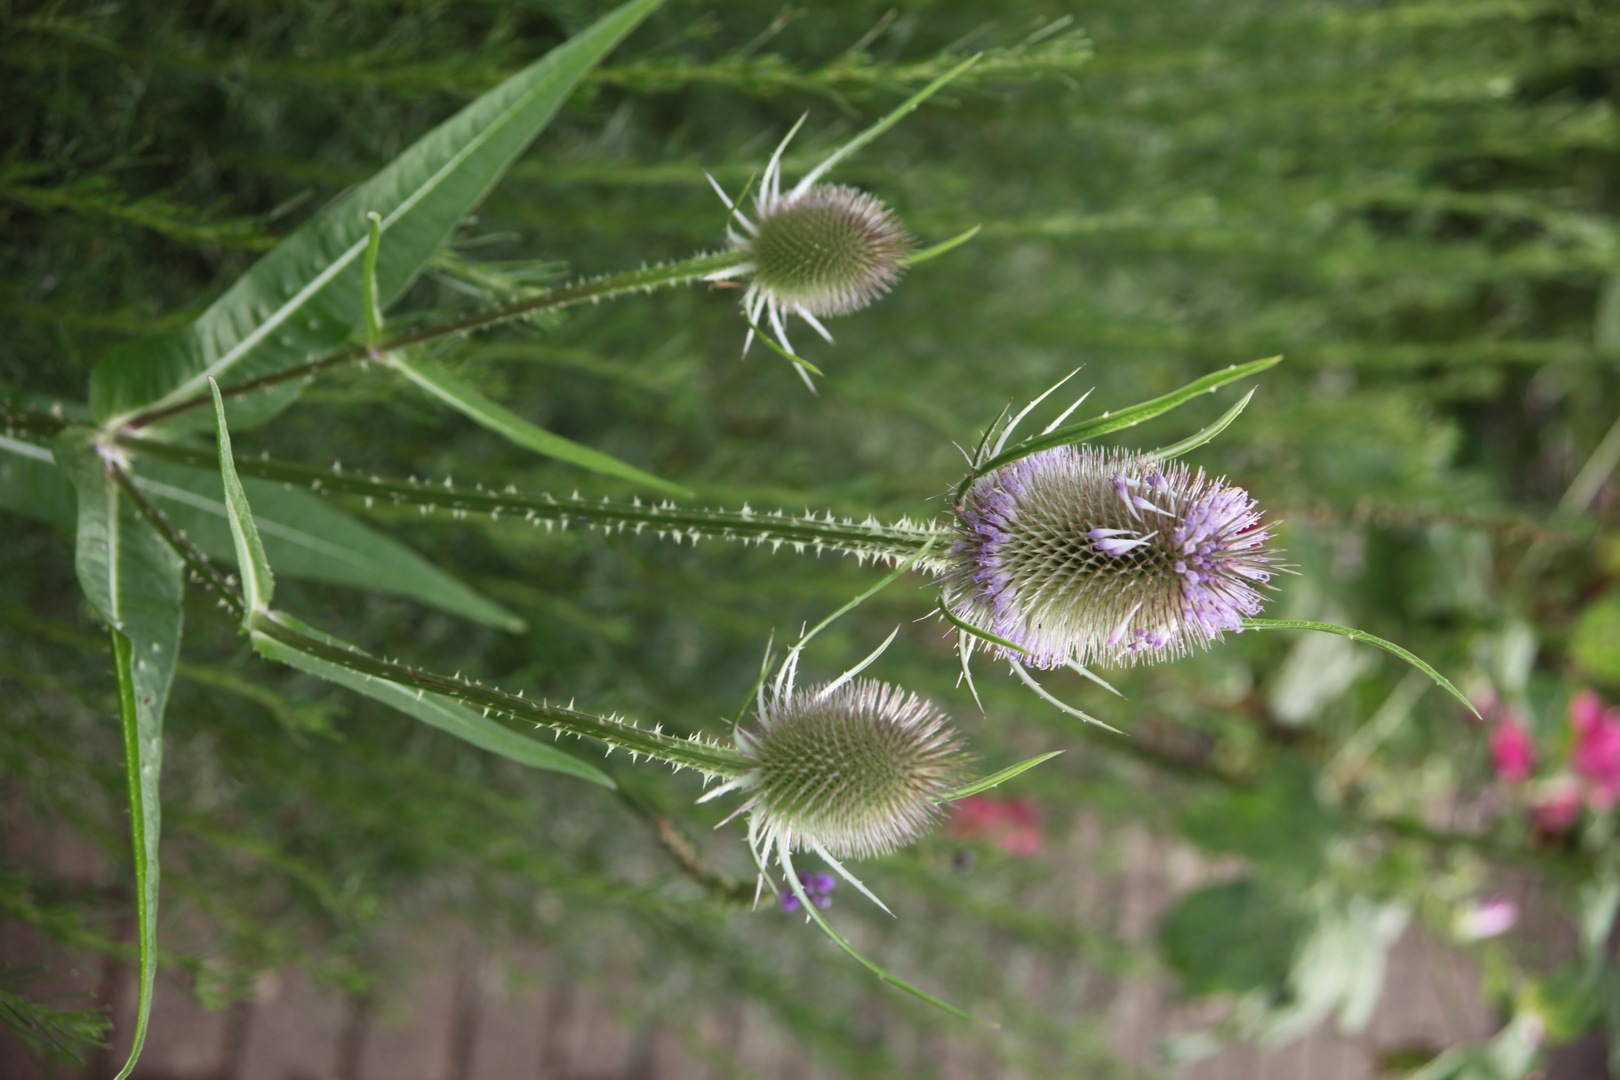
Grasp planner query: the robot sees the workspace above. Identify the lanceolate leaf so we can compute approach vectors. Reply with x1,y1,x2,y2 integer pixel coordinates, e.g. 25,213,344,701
0,435,523,630
210,380,274,616
0,433,75,528
386,354,690,496
51,429,184,1080
250,612,614,788
1241,619,1478,718
938,752,1064,802
90,0,666,435
137,461,525,631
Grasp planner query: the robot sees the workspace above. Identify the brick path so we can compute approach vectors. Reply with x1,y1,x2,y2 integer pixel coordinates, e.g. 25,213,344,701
0,813,1534,1080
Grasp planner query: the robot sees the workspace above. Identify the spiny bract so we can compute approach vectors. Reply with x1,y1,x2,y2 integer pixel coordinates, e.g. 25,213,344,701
942,445,1278,669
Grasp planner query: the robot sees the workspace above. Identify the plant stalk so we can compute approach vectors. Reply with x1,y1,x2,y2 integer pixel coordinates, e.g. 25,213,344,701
248,611,749,777
117,249,750,433
120,437,949,569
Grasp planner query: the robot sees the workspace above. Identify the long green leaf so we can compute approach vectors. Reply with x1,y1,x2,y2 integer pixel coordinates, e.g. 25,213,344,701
938,752,1064,802
90,0,666,434
52,429,184,1080
0,435,523,631
1144,387,1257,462
250,613,613,788
1241,619,1479,718
210,380,274,616
108,630,159,1080
386,354,690,496
0,433,75,528
974,356,1282,475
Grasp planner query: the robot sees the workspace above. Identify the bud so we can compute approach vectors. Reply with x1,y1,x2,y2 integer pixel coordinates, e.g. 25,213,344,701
731,680,967,860
942,446,1278,669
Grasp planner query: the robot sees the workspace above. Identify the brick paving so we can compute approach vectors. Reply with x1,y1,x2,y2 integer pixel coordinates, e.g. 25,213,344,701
0,812,1524,1080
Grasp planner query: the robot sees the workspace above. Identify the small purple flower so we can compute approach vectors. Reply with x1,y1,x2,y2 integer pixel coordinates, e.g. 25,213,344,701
781,871,836,912
943,446,1279,668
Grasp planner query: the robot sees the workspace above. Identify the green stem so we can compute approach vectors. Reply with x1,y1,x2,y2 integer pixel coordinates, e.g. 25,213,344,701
249,611,748,777
108,464,246,621
117,249,750,433
113,452,742,777
119,437,948,568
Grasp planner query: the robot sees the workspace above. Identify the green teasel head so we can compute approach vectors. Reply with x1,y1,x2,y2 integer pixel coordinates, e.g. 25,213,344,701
704,115,914,370
710,679,968,862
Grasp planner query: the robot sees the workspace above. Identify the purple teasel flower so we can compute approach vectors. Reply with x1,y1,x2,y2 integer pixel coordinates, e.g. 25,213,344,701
941,445,1279,669
781,872,837,913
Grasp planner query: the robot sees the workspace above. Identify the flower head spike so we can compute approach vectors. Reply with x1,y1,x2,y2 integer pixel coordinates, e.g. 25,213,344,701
705,119,913,369
942,445,1279,669
721,679,968,864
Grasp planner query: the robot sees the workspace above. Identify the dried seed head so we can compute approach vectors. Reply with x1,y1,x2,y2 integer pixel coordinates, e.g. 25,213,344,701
942,446,1278,669
736,680,968,860
747,184,911,317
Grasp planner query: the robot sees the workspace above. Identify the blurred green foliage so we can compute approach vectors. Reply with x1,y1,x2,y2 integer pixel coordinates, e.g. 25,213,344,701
3,0,1620,1074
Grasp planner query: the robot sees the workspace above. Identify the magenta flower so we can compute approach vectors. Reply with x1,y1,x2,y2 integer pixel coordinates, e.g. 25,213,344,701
1488,715,1536,783
1455,895,1519,941
947,794,1044,857
1569,690,1620,811
1527,776,1582,834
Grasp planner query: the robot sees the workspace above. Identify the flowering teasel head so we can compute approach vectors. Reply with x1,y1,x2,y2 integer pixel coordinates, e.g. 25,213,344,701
705,117,913,371
941,445,1279,669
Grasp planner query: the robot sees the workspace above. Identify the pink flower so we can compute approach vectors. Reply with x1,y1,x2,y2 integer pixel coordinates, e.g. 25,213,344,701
948,795,1044,857
1455,895,1518,941
1489,715,1536,782
1527,776,1582,834
1569,690,1620,811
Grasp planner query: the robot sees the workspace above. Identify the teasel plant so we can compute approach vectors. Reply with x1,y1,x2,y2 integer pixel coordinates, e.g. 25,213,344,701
135,378,1047,1025
0,2,1009,1069
0,0,1474,1067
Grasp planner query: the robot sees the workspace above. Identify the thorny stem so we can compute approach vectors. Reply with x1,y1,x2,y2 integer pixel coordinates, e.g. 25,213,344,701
114,249,750,433
107,464,246,621
113,461,748,777
249,613,749,776
119,437,950,570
